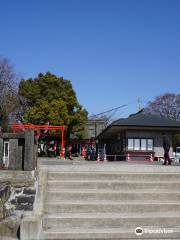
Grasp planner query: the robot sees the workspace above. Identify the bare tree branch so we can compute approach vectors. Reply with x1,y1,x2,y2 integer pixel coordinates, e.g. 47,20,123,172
0,57,19,131
144,93,180,121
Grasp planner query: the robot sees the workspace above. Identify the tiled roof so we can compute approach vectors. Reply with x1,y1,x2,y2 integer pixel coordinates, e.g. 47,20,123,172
111,112,180,128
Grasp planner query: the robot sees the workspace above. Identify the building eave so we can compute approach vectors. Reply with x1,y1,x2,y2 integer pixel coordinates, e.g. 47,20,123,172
98,125,180,140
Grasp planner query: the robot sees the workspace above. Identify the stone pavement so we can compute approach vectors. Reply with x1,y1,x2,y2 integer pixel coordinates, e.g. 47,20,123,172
38,156,180,165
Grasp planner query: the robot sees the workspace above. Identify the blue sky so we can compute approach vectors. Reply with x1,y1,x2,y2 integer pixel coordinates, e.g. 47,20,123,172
0,0,180,118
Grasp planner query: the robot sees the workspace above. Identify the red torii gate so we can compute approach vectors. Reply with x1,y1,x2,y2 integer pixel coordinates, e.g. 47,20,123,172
12,123,66,158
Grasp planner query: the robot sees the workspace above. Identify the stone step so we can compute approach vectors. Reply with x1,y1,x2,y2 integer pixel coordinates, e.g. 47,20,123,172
42,212,180,229
40,226,180,239
45,190,180,201
44,201,180,214
38,161,180,173
20,161,180,240
47,180,180,191
48,171,180,181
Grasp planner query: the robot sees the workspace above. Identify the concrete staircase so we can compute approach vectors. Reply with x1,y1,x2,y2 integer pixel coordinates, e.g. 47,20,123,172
21,161,180,239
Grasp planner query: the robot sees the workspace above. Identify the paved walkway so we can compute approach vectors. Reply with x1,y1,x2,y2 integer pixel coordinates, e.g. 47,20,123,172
38,156,180,166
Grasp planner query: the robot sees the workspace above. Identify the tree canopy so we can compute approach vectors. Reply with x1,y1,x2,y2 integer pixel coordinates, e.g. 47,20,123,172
144,93,180,149
144,93,180,121
18,72,88,139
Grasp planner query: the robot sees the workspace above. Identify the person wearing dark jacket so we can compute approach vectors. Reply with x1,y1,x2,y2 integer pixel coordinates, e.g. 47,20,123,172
162,135,171,165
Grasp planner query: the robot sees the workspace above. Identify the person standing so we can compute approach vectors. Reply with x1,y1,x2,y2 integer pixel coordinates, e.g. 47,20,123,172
162,134,171,165
53,143,57,157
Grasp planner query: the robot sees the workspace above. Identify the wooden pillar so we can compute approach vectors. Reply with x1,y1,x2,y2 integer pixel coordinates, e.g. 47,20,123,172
60,127,65,158
9,139,18,170
24,129,34,170
0,138,3,167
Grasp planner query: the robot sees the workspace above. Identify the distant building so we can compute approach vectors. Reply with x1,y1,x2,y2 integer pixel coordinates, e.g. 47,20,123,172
85,118,107,139
98,110,180,161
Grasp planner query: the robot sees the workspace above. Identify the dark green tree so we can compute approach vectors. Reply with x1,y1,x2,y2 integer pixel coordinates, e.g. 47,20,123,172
19,72,88,139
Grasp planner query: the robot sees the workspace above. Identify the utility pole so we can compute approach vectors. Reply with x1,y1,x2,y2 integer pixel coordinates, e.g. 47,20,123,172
94,121,97,138
137,97,142,111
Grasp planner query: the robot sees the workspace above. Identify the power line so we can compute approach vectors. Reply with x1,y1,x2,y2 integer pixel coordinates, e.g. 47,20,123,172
90,104,128,117
89,100,137,118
